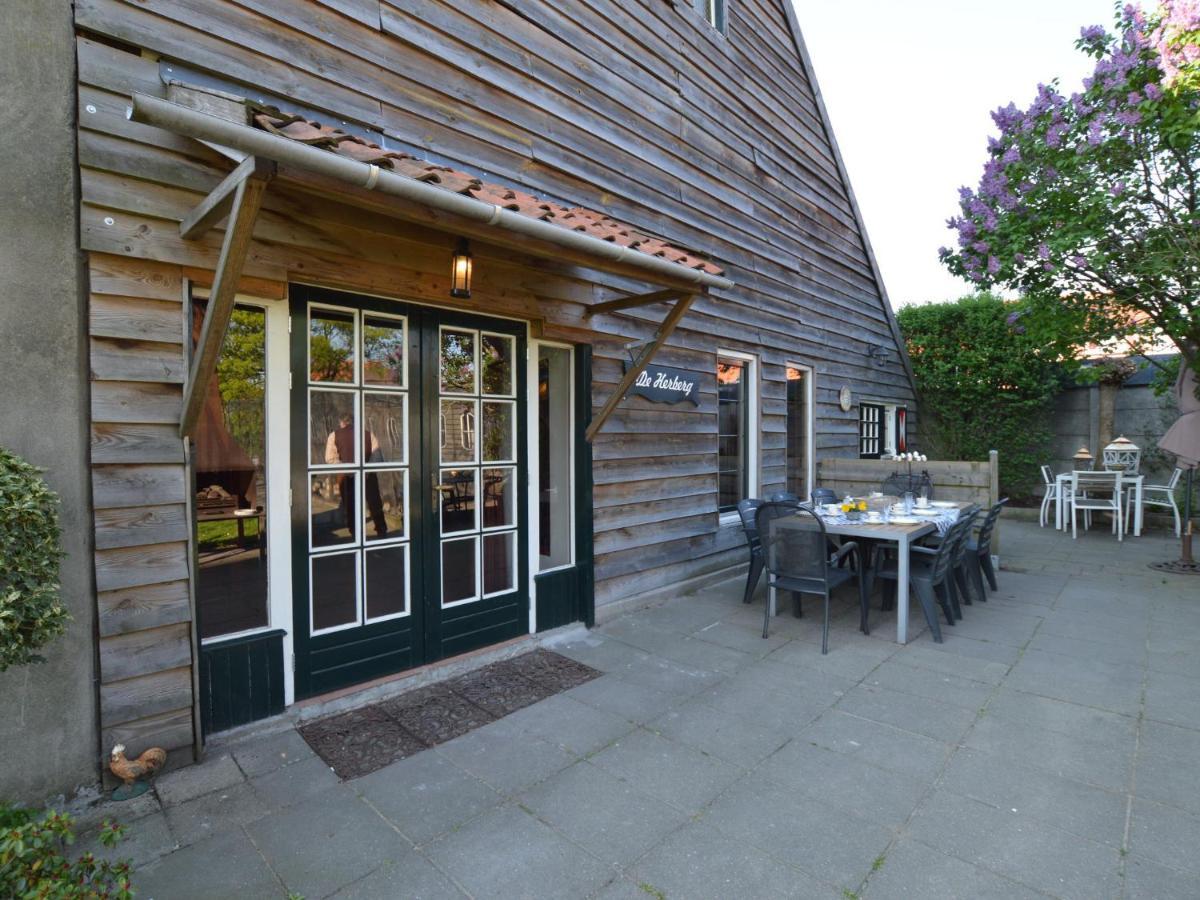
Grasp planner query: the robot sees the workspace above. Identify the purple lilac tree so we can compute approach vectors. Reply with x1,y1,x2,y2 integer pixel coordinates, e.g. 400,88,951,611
940,2,1200,378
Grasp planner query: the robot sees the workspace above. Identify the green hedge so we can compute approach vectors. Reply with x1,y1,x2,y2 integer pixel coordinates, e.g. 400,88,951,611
0,448,68,671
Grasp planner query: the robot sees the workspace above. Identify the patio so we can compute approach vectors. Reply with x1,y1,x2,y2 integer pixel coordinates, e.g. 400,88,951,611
87,519,1199,899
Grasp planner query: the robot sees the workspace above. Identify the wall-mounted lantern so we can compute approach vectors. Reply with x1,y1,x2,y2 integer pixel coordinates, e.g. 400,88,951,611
866,344,890,366
450,238,473,299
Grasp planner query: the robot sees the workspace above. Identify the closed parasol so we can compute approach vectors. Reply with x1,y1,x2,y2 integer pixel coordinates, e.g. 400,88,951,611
1154,362,1199,574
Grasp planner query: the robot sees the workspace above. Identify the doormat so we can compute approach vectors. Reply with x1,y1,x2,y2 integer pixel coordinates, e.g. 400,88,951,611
298,649,600,779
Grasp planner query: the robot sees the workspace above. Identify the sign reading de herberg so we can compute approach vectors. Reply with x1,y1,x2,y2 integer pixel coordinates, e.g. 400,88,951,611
623,362,702,405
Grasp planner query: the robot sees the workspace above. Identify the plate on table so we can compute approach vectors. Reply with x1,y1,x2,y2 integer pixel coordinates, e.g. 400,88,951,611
931,501,957,508
888,516,922,525
912,507,941,516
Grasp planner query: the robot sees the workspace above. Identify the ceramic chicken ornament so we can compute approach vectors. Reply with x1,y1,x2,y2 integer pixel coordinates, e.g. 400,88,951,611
109,744,167,800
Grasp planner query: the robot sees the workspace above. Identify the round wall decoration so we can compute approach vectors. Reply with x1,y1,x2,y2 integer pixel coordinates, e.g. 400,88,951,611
838,385,853,412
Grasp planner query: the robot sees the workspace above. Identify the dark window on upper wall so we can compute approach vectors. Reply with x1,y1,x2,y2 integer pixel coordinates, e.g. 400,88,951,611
693,0,727,32
859,402,884,459
718,355,748,511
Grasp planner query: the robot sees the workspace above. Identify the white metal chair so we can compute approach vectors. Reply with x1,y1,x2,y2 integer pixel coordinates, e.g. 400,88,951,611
1038,464,1057,527
1067,471,1124,540
1127,467,1183,537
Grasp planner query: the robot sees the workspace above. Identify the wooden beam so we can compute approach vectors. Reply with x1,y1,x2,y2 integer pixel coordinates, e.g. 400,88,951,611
179,156,274,240
586,288,684,316
585,294,695,443
179,176,268,437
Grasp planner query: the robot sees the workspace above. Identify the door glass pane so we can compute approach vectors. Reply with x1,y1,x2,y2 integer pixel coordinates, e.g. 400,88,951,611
364,469,405,541
365,544,407,620
311,390,357,465
483,532,515,595
786,367,808,498
440,468,477,534
310,309,355,383
311,472,356,547
440,399,477,463
481,400,514,462
481,333,514,396
538,345,572,569
362,315,405,387
482,467,515,529
717,357,746,512
196,303,268,640
312,551,358,631
440,329,476,393
363,392,406,464
442,537,478,605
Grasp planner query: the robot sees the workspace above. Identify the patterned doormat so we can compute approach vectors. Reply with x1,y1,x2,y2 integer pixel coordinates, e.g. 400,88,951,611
298,649,600,779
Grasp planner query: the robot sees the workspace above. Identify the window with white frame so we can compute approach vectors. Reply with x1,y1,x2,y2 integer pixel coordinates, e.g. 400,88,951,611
717,351,757,512
692,0,726,31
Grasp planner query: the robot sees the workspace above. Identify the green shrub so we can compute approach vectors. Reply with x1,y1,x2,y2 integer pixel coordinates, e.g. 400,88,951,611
0,447,68,671
0,804,132,899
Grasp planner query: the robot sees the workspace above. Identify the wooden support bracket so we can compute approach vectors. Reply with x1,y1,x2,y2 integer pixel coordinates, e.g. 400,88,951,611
180,156,275,240
179,174,270,437
584,293,696,443
586,288,685,316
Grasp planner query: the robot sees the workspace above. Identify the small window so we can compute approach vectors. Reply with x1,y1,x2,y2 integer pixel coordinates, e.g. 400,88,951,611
693,0,726,31
859,403,883,459
718,352,756,511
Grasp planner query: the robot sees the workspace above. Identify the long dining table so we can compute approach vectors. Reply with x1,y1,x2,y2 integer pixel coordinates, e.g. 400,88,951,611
768,502,970,645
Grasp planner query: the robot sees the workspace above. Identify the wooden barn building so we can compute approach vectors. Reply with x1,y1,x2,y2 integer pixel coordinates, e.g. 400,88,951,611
0,0,916,797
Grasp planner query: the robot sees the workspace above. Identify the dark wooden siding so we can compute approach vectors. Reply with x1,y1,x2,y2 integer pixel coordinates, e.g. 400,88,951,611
74,0,915,657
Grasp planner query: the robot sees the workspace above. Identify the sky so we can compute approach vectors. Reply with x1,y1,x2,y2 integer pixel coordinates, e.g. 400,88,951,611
793,0,1120,308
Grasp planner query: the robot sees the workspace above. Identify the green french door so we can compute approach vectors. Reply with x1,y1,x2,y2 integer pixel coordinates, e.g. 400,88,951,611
290,285,527,698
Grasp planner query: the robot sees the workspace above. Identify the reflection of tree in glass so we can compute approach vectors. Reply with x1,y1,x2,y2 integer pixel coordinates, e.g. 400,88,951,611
310,316,354,382
481,335,512,395
482,403,512,462
441,331,475,392
217,309,265,458
363,320,404,385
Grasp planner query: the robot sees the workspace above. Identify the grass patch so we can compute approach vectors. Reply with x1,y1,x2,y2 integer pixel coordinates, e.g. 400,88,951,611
639,884,667,900
872,853,887,872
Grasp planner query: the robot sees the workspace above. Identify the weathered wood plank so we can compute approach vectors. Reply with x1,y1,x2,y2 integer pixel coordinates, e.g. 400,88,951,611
97,579,192,638
101,706,194,757
94,541,189,593
87,252,182,300
95,503,189,550
99,623,193,684
92,422,185,464
92,380,182,424
92,465,186,510
91,336,186,383
90,294,184,344
100,666,194,725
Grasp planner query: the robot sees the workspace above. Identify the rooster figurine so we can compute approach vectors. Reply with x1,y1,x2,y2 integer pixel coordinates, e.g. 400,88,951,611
109,744,167,801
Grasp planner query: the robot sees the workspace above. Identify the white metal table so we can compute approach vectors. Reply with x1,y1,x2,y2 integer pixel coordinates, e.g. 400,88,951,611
769,506,967,644
1054,473,1143,536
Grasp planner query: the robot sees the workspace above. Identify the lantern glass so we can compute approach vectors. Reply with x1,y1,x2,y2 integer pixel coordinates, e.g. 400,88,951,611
450,240,473,298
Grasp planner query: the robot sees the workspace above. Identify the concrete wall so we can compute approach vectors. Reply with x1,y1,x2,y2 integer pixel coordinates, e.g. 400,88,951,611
0,3,100,804
1049,383,1180,482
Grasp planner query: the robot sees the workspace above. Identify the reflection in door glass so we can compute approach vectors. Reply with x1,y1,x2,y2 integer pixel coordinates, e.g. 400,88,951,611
442,537,478,605
538,345,573,570
363,393,405,464
311,552,358,631
365,544,407,620
364,469,405,541
482,467,515,529
440,399,476,463
311,390,357,466
195,303,269,639
440,329,476,393
481,401,514,462
310,472,357,547
483,532,515,595
439,468,477,534
362,315,405,386
481,333,514,396
310,309,355,383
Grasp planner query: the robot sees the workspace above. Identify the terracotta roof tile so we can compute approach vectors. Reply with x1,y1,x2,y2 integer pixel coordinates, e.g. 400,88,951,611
251,106,724,277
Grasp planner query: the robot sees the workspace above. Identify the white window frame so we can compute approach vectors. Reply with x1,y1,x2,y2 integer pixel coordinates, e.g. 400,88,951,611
717,349,759,524
785,362,816,500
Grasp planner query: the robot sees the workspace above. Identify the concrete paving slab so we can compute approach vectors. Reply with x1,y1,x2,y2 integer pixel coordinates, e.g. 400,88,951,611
863,837,1047,900
552,634,652,672
134,827,282,900
984,686,1138,745
764,637,896,681
248,754,339,811
564,673,684,725
434,716,578,795
154,754,244,807
229,728,315,778
245,785,411,898
647,696,789,766
801,709,954,782
1128,797,1200,875
860,657,996,709
329,853,467,899
163,780,267,848
502,692,636,757
688,619,790,656
835,683,980,744
79,810,178,869
424,803,613,900
517,760,689,867
1123,853,1200,900
1144,668,1200,728
886,643,1011,685
1135,719,1200,816
1005,648,1145,715
353,749,502,846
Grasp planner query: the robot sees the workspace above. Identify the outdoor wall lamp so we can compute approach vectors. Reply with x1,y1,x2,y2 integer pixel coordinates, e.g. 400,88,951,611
450,238,473,298
867,344,890,366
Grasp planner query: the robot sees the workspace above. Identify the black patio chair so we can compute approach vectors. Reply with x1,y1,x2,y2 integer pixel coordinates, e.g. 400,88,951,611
968,498,1007,595
873,517,965,643
881,472,935,501
737,498,765,605
768,490,802,505
811,488,837,507
755,502,867,654
946,505,981,616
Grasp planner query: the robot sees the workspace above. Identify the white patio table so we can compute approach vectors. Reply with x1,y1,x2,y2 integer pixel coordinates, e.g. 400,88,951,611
768,502,970,645
1054,472,1143,536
